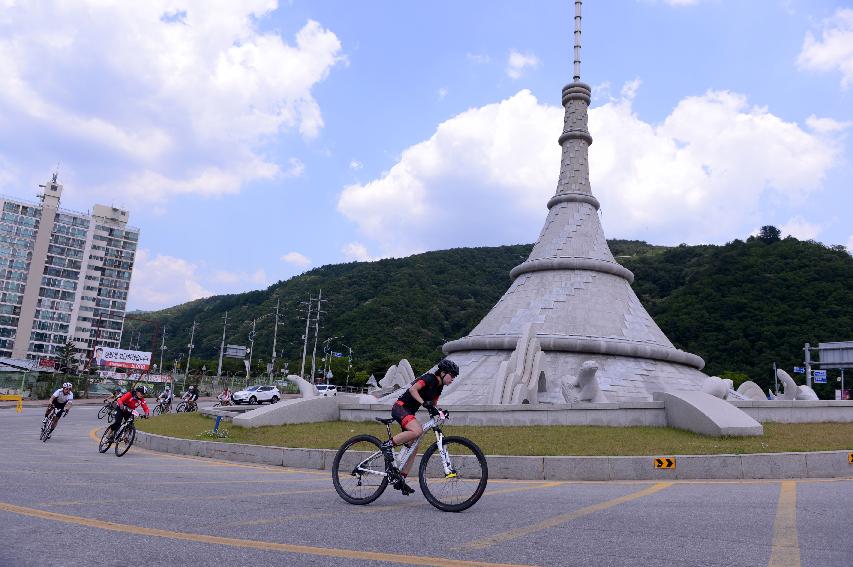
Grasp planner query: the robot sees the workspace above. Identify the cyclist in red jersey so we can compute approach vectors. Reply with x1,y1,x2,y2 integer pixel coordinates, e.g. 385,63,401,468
380,359,458,494
107,385,150,439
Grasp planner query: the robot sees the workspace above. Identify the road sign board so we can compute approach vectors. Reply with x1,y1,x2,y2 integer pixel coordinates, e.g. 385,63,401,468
654,457,675,469
848,453,853,464
814,369,827,383
793,367,805,374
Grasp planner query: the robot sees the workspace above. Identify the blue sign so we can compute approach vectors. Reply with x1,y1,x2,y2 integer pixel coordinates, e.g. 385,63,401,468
814,370,827,383
793,367,805,374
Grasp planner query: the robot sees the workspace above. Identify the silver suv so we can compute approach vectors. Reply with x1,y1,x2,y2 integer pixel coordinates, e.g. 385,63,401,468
232,385,280,405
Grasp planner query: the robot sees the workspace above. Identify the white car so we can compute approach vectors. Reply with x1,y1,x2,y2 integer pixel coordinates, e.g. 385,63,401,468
316,384,337,397
232,385,280,405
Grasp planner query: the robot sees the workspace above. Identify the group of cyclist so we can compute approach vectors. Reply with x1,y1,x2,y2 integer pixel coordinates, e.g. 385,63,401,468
39,357,462,497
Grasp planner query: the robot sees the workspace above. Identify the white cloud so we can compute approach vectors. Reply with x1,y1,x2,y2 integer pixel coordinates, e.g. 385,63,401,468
349,160,363,171
342,242,378,262
506,50,540,79
281,251,312,267
781,217,821,240
848,235,853,255
438,87,449,100
797,8,853,88
129,249,212,309
338,86,840,255
0,2,343,203
806,114,852,133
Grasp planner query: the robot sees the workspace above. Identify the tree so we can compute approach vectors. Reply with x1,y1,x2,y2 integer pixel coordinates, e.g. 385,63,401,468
56,341,78,375
757,225,781,243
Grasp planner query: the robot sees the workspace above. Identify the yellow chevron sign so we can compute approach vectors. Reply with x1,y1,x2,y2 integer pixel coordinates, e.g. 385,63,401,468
0,394,22,413
654,457,676,469
848,453,852,464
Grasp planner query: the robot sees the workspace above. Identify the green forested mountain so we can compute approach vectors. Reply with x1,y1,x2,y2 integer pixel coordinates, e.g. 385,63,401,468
125,234,853,393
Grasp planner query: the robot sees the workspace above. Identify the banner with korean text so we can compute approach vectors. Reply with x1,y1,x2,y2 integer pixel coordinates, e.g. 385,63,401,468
95,347,152,370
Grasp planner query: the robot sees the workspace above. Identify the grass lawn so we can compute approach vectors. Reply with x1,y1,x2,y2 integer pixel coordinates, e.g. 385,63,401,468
138,413,853,456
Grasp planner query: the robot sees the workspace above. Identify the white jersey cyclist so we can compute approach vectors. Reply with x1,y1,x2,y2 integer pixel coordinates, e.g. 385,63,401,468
51,387,74,405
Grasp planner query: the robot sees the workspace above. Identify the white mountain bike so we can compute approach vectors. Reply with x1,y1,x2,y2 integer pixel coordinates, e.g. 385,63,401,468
332,409,488,512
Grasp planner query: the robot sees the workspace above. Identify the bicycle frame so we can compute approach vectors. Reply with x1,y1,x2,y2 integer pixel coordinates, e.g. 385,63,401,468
356,413,456,479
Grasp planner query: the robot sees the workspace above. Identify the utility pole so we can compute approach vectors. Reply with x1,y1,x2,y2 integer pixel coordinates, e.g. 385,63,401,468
310,289,327,384
248,318,257,378
804,342,812,388
772,362,778,396
158,325,167,373
186,320,197,384
216,311,228,377
271,299,280,378
299,296,313,379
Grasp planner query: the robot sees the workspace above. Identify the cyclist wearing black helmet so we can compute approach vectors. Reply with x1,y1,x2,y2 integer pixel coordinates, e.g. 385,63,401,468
381,358,459,494
107,385,149,439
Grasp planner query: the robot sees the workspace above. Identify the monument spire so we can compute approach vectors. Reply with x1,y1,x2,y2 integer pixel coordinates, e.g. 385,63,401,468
573,0,582,82
439,2,708,404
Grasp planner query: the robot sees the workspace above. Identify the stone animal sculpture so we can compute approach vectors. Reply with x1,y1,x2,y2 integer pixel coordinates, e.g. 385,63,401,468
736,381,767,401
365,375,379,391
379,359,416,390
490,324,544,404
701,376,729,399
561,360,607,403
284,374,318,398
774,369,819,401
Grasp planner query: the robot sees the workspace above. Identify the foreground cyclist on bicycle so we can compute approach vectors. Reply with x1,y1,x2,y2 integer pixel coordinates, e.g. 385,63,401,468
107,385,149,440
44,382,74,432
380,359,458,494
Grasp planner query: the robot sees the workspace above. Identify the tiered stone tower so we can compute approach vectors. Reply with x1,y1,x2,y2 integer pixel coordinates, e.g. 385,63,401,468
440,1,707,403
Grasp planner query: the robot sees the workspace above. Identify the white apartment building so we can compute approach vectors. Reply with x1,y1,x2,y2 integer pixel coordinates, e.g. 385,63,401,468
0,175,138,363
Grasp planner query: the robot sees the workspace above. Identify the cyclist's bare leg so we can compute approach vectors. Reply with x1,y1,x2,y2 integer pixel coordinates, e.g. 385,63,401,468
391,419,422,448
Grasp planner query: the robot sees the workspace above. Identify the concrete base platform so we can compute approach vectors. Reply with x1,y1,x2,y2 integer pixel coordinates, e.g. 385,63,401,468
135,431,853,480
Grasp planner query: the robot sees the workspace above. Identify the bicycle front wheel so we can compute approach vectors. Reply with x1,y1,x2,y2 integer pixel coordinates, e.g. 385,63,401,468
39,420,49,441
115,425,136,457
332,434,388,505
97,406,109,420
107,409,115,423
152,404,163,416
419,436,488,512
98,428,113,453
176,402,187,413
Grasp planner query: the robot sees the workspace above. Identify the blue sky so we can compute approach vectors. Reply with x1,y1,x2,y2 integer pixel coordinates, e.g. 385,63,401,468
1,0,851,310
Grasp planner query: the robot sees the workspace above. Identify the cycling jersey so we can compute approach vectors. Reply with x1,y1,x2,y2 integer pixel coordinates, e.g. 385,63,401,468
51,389,74,404
159,391,173,403
117,391,149,414
396,373,443,414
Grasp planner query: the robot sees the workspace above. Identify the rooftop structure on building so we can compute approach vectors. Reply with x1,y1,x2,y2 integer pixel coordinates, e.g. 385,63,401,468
0,174,139,366
438,1,708,403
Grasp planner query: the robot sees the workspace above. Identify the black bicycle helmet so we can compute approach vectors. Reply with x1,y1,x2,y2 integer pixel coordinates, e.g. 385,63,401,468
134,385,147,395
436,358,459,377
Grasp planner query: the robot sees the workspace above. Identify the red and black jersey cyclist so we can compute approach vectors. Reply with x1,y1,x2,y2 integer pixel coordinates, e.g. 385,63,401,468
381,358,459,495
107,385,150,439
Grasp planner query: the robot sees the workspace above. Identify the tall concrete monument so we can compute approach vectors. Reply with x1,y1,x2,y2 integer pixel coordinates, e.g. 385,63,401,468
439,1,708,403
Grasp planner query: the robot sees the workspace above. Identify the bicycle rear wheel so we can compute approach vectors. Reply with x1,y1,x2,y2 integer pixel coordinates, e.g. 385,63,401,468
176,402,187,413
98,428,113,453
419,436,488,512
115,424,136,456
97,405,109,420
332,434,389,505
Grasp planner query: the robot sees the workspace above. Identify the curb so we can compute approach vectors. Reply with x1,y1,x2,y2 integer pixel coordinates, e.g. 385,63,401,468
135,431,853,481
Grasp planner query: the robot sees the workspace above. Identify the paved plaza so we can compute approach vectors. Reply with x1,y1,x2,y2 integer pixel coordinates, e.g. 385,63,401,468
1,405,851,566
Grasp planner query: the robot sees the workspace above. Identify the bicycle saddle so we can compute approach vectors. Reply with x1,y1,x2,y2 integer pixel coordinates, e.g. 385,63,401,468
374,417,395,425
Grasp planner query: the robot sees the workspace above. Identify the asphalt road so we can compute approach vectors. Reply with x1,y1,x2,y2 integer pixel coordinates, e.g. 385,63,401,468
1,405,851,567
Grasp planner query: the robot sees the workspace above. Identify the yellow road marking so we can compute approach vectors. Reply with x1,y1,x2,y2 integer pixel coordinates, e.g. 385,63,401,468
458,482,673,550
44,487,333,507
768,481,801,567
226,480,565,527
0,501,533,567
